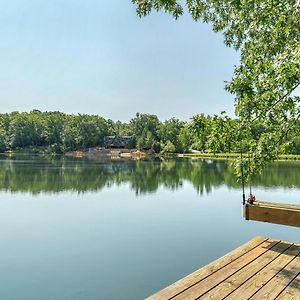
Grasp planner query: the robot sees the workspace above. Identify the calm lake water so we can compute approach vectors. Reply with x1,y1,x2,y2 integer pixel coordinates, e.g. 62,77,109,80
0,155,299,300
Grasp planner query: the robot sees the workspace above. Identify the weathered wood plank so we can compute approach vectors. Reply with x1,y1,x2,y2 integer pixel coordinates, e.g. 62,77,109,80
250,252,300,299
146,237,267,300
245,202,300,228
148,237,300,300
225,244,300,300
199,241,292,300
276,274,300,299
254,201,300,211
172,239,278,300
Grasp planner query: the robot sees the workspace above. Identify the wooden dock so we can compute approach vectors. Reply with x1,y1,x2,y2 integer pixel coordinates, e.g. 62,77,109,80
244,201,300,228
147,237,300,299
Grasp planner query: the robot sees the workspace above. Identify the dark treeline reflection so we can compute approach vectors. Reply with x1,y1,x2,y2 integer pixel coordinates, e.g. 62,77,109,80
0,156,299,195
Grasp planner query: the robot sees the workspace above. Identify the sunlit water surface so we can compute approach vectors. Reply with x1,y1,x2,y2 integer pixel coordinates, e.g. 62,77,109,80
0,156,299,299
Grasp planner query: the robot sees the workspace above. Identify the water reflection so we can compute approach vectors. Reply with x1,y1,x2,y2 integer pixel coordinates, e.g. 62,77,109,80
0,155,299,195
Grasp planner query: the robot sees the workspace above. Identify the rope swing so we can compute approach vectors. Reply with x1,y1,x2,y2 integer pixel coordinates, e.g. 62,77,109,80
240,138,246,205
240,124,255,205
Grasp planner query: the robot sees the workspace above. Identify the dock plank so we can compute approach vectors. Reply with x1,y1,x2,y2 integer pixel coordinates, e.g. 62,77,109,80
147,236,267,300
250,254,300,299
147,237,300,300
225,244,300,300
276,274,300,299
199,241,292,300
172,239,278,300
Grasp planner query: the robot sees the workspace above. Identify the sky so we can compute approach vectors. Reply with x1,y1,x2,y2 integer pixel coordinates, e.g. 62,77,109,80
0,0,240,122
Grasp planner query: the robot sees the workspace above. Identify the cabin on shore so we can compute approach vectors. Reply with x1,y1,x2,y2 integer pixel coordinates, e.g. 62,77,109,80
103,136,134,149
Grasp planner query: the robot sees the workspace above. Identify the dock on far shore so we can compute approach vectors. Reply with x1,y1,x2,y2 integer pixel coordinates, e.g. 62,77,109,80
147,236,300,300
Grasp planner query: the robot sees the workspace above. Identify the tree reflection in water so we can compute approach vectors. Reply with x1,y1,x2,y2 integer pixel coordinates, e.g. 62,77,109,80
0,155,299,195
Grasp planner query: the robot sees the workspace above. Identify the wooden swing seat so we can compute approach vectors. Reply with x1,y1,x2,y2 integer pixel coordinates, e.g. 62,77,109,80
244,200,300,228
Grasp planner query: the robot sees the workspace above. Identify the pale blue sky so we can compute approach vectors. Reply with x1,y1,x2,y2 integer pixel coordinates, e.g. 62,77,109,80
0,0,239,121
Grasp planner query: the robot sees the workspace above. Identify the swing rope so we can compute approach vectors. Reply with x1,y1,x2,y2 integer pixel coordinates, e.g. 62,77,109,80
240,123,254,205
240,138,246,205
247,130,252,196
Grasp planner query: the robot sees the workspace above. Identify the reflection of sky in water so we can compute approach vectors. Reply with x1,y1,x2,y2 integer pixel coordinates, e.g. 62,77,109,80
0,159,299,300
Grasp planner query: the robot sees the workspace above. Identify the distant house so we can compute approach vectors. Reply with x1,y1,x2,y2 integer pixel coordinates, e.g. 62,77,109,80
103,136,134,149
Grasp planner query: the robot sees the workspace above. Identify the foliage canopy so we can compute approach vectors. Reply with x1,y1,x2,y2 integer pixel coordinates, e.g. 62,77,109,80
132,0,300,178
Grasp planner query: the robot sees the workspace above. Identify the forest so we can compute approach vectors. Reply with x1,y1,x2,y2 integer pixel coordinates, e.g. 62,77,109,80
0,110,299,155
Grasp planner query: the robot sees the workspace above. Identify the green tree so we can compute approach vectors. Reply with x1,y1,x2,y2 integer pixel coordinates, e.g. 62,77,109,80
191,114,211,150
0,126,7,152
60,114,109,150
61,116,80,151
130,113,160,149
42,111,65,146
280,119,300,155
0,115,8,152
178,124,193,152
112,120,132,136
132,0,300,173
206,115,223,154
205,113,239,154
222,114,238,153
157,118,184,152
162,140,176,153
9,111,44,148
76,115,109,148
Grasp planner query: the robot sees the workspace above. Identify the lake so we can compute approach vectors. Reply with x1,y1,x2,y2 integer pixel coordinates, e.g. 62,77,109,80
0,155,299,300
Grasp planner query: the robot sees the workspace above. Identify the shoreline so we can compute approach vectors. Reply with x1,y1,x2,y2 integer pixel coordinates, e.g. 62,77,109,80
178,153,300,161
1,149,300,162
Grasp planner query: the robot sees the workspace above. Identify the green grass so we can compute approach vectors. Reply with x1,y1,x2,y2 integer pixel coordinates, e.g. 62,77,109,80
277,154,300,161
179,153,300,160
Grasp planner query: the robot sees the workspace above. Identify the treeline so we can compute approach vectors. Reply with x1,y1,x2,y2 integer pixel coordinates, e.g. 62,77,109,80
0,110,299,154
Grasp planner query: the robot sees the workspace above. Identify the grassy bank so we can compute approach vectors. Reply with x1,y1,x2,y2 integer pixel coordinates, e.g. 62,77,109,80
179,153,300,161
